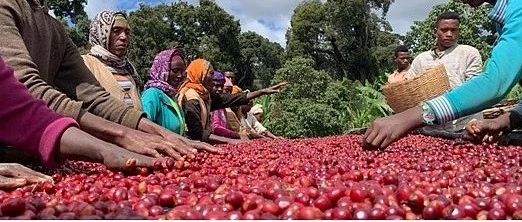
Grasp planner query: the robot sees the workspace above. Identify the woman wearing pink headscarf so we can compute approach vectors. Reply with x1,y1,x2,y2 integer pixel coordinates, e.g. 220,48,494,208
210,77,248,140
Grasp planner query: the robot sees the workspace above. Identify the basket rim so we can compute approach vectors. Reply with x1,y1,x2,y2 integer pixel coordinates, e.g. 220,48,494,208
382,64,446,89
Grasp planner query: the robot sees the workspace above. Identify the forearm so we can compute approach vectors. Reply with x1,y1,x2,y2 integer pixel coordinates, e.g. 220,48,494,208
59,127,105,162
208,134,241,145
213,127,241,139
245,90,265,100
262,131,278,139
138,118,186,140
248,132,266,139
78,112,128,145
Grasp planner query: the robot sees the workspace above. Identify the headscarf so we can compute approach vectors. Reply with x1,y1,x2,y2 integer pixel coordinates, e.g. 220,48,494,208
88,11,141,86
250,104,264,115
224,77,233,87
213,71,225,81
144,49,185,97
178,59,213,99
232,85,243,94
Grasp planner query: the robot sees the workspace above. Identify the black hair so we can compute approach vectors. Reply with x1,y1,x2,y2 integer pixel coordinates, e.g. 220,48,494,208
394,45,409,57
436,11,460,27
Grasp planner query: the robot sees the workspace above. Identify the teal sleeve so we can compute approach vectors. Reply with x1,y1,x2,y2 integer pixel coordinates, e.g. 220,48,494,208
141,89,160,122
426,2,522,123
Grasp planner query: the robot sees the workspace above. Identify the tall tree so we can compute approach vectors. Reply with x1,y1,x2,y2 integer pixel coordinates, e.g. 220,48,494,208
48,0,90,50
239,32,284,88
404,0,495,59
128,0,243,85
285,0,399,81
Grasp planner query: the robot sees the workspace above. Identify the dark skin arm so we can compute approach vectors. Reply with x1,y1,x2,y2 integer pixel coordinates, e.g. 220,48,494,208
363,106,424,149
245,82,288,100
0,126,160,190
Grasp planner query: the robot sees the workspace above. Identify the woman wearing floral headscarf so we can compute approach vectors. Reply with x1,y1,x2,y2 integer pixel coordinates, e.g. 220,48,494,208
141,49,187,135
178,59,288,143
82,10,142,110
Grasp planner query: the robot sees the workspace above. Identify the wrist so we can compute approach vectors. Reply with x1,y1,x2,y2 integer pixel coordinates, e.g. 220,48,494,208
138,118,159,134
401,106,425,129
421,103,437,126
112,127,129,146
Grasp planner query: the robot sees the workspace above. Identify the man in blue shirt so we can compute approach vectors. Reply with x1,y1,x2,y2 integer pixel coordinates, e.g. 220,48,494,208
364,0,521,148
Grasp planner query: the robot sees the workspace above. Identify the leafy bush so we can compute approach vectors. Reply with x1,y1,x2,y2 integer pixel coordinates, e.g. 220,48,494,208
507,84,522,100
266,57,390,138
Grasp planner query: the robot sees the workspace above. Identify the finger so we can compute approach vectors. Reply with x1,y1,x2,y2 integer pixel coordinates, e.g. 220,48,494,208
132,155,156,168
364,127,379,145
483,135,492,143
381,135,396,149
0,176,27,190
275,82,289,88
465,122,477,135
15,164,53,181
193,142,221,153
143,147,163,158
124,158,137,169
0,164,51,184
167,139,196,155
169,143,192,156
371,132,387,148
159,146,183,161
363,123,374,139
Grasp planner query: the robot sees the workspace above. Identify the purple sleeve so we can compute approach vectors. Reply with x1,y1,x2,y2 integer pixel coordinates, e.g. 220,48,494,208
0,57,78,167
211,110,240,139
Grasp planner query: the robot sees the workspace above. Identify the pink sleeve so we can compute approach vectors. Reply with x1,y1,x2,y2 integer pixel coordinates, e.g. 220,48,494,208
211,109,240,139
0,57,78,167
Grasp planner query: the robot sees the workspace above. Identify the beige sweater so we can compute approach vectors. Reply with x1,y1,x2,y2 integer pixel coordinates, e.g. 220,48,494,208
82,55,143,111
0,0,143,128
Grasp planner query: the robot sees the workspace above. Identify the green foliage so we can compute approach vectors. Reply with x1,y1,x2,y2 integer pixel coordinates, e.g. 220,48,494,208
285,0,400,81
267,57,390,138
48,0,90,50
507,85,522,100
341,82,392,130
240,32,284,88
128,0,287,90
128,1,243,86
404,0,495,59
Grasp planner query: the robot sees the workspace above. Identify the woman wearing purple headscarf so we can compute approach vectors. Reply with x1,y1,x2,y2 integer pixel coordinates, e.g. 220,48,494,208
141,49,187,135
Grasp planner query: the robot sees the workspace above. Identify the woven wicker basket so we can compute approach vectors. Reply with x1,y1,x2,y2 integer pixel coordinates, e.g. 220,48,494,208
382,64,450,113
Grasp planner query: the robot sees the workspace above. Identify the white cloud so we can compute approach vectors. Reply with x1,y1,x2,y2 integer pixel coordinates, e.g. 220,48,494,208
84,0,118,18
386,0,449,34
214,0,302,47
84,0,450,46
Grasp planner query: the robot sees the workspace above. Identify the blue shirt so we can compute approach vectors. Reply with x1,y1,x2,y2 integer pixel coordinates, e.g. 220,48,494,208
425,0,522,123
141,87,185,135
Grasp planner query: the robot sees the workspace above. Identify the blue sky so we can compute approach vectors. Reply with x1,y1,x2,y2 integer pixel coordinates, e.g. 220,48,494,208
84,0,450,47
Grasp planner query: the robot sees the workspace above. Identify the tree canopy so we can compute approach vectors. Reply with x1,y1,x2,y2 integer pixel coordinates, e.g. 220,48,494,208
404,0,494,59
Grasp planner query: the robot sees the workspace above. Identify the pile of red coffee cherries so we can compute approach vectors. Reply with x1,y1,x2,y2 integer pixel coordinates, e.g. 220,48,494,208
1,134,522,219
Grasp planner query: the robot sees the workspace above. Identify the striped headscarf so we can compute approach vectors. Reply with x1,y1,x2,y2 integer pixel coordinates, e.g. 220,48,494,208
88,11,141,86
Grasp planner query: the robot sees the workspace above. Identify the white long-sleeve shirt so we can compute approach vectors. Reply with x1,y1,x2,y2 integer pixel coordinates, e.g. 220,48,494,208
407,44,483,89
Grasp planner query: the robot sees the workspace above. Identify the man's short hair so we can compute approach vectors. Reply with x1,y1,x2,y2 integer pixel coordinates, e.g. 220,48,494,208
436,11,460,27
394,45,409,57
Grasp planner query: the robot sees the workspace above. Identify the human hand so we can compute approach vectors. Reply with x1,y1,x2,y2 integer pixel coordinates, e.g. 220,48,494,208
0,163,52,189
466,114,510,143
363,106,423,149
262,82,288,95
